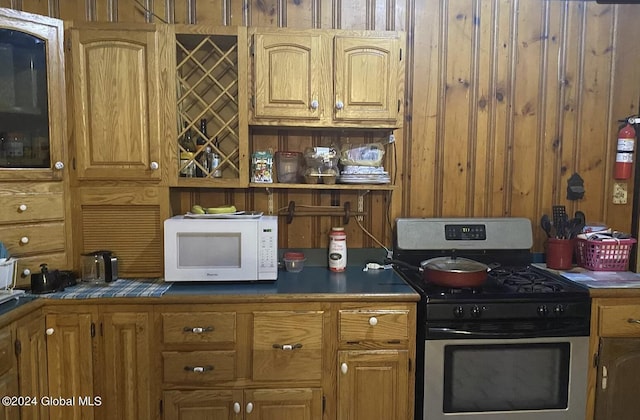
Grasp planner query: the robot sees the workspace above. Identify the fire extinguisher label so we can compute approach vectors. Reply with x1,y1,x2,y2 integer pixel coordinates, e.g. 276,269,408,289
617,139,635,151
616,152,633,163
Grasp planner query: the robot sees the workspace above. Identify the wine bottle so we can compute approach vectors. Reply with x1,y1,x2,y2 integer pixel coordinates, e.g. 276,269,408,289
212,136,222,178
179,122,196,178
196,118,208,177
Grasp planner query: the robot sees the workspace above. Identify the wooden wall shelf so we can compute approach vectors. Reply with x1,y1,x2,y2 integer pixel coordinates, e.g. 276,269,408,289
249,182,396,191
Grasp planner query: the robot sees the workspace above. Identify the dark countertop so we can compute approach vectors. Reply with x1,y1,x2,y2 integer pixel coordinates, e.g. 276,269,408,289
165,266,419,302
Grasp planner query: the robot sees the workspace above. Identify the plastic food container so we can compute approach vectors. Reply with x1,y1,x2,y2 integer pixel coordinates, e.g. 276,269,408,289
283,252,306,272
275,151,302,183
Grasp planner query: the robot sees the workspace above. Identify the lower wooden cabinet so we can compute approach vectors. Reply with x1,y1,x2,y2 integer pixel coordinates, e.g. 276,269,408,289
336,304,414,420
16,310,49,420
0,325,19,420
589,298,640,420
45,307,97,420
1,298,416,420
163,388,322,420
44,304,156,420
337,350,409,420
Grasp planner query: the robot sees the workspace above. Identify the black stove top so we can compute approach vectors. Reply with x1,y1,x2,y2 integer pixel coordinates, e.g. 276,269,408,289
396,263,589,302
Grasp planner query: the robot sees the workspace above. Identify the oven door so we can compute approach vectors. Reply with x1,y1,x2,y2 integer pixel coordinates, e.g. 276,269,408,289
424,336,588,420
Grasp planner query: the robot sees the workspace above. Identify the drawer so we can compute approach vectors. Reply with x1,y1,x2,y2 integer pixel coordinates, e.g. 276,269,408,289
599,304,640,337
339,309,409,342
1,222,66,256
0,192,63,224
253,311,323,382
0,327,13,376
162,312,236,345
15,253,69,287
163,351,235,384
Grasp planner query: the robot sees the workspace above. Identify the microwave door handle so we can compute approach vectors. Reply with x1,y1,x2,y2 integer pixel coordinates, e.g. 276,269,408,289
428,326,586,339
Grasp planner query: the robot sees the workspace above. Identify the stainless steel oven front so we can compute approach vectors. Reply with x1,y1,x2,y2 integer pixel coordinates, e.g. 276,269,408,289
423,335,588,420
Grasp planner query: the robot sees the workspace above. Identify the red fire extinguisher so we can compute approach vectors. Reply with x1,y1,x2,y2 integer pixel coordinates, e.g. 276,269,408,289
614,121,636,180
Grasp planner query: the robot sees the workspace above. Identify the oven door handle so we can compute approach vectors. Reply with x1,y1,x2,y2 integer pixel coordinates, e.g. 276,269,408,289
427,326,587,338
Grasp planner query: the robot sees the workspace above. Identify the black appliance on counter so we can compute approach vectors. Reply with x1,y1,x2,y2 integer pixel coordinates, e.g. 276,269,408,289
391,218,591,420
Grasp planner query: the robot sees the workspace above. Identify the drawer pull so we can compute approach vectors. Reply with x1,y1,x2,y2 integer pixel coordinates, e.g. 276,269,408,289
18,204,27,212
184,365,214,373
272,343,303,351
183,326,214,333
369,316,378,326
628,318,640,324
20,237,29,245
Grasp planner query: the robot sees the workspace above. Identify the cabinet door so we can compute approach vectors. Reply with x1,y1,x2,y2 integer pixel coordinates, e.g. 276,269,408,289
46,312,96,420
16,313,49,420
245,388,323,420
0,325,18,420
99,310,152,420
595,338,640,420
0,8,67,182
252,32,328,121
334,35,403,124
68,24,165,181
337,350,409,420
163,390,243,420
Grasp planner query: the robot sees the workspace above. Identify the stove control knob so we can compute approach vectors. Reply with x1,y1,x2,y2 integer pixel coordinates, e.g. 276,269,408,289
537,305,549,317
553,304,565,316
471,305,481,318
453,306,464,318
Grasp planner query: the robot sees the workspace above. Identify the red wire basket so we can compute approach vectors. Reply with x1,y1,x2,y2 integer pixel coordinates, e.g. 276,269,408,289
575,237,637,271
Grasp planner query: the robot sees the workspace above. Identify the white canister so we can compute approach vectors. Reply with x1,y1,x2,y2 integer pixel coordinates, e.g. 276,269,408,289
329,227,347,271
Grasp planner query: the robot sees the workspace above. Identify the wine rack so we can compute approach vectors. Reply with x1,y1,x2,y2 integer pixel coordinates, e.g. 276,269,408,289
171,25,248,186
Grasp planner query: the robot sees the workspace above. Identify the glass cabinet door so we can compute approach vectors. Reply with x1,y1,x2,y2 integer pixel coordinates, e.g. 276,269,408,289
0,28,50,168
0,8,65,181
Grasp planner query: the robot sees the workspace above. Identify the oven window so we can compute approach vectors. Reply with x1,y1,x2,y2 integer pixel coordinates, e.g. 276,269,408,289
443,343,570,412
177,232,241,268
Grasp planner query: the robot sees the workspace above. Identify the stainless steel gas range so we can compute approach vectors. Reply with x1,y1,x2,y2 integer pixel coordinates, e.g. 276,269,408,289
391,218,591,420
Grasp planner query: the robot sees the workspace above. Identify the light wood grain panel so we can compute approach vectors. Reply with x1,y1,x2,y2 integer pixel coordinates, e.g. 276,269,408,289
0,327,13,377
339,309,409,342
162,312,236,344
252,310,324,381
247,0,279,27
162,350,236,383
599,304,640,337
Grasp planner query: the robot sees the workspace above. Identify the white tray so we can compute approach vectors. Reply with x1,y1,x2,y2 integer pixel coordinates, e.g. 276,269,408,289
184,211,264,219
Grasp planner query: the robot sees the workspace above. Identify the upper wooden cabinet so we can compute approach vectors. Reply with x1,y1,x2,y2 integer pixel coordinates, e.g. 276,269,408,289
249,28,405,129
0,8,67,182
66,23,170,183
167,25,249,187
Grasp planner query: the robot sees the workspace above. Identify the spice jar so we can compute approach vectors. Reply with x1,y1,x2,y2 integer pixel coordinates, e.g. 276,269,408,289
329,227,347,271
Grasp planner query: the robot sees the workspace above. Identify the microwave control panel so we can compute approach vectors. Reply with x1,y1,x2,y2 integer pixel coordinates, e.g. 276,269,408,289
258,216,279,279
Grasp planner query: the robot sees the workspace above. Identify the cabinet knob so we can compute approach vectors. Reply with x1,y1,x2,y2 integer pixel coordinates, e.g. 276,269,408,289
310,99,319,110
369,316,378,326
22,269,31,277
233,402,241,414
335,100,344,110
20,237,29,244
18,204,27,212
341,362,348,374
150,161,159,170
46,328,54,336
54,161,64,170
246,402,254,414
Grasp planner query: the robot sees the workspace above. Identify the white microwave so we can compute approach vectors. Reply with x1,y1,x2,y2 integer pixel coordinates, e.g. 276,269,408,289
163,215,278,282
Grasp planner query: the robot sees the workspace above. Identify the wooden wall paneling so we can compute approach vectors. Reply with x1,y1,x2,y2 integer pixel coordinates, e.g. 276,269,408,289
509,1,544,220
573,4,615,228
406,0,439,216
280,0,318,29
537,0,564,248
606,4,640,234
247,0,279,27
441,0,475,216
18,0,49,16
